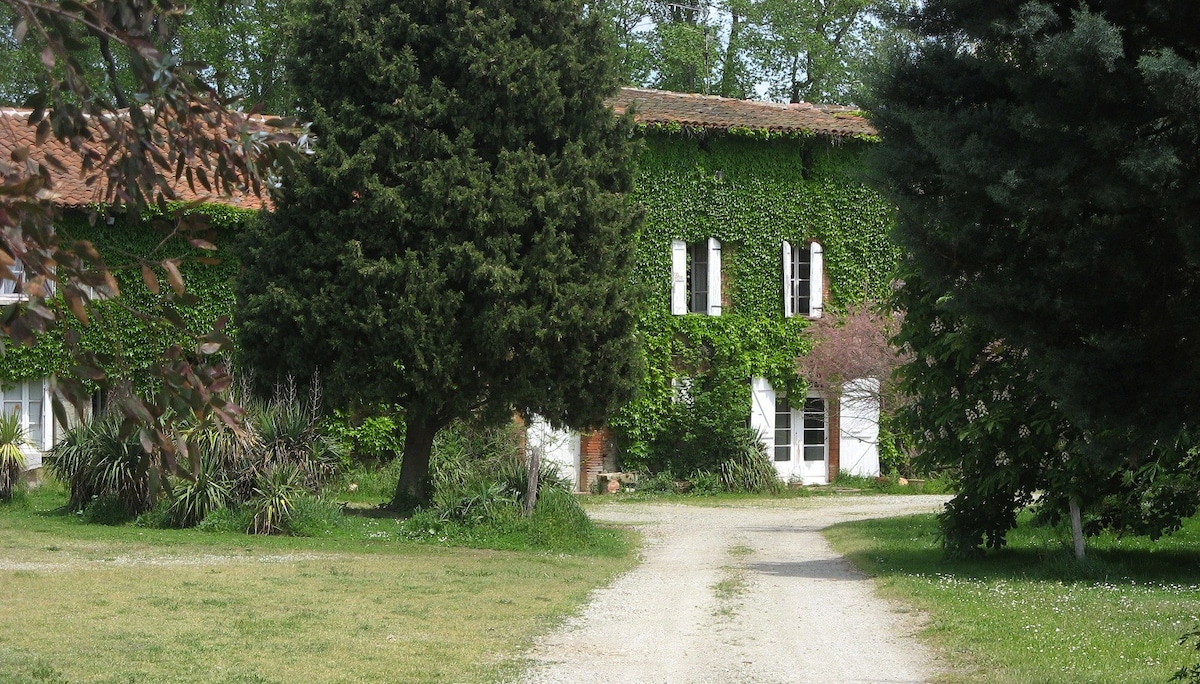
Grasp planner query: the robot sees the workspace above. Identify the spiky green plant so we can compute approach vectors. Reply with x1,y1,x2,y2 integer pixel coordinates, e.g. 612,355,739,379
0,412,28,502
165,453,232,528
720,431,784,494
45,413,154,515
247,463,305,535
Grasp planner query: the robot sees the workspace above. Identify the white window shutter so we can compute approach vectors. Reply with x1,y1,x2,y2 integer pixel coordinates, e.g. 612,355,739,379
707,238,722,317
670,240,687,315
40,378,51,451
749,377,775,456
809,242,824,319
782,241,793,318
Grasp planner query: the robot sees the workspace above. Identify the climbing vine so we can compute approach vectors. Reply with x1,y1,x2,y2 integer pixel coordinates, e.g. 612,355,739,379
0,204,252,388
613,132,896,473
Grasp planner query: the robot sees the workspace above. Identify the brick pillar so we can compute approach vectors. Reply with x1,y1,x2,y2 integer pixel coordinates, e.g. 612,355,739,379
827,396,840,483
578,429,612,493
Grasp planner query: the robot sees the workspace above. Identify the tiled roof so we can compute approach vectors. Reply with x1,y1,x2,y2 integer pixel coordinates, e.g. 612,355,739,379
0,108,268,210
608,87,876,138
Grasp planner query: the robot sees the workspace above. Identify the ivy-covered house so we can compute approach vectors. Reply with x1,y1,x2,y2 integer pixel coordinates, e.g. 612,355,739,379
539,89,896,490
2,94,895,489
0,107,261,471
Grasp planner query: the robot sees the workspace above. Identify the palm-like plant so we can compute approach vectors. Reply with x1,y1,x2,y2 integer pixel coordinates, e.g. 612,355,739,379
0,412,28,502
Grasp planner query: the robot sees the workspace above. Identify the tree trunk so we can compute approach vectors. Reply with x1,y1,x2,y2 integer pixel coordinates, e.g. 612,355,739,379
392,414,440,511
1069,494,1086,560
524,444,541,516
718,10,742,98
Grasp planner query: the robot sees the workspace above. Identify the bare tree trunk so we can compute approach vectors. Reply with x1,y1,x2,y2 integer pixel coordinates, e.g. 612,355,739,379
1069,494,1086,560
392,413,440,511
524,444,541,516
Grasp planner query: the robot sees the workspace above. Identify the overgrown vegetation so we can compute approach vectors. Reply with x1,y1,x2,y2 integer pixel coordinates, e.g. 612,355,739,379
45,378,347,534
827,511,1200,683
612,132,896,479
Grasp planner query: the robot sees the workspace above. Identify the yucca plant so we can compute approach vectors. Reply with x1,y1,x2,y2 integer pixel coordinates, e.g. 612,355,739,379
719,430,784,494
0,412,28,502
45,413,155,515
165,453,233,528
247,463,305,535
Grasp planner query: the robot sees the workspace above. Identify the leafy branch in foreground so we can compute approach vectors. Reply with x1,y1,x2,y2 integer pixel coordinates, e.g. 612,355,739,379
1,0,306,479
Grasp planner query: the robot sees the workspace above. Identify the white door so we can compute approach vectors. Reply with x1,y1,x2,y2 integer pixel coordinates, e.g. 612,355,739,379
797,394,828,484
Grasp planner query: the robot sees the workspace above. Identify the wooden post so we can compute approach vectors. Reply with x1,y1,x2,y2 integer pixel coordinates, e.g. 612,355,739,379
1069,494,1085,560
524,444,541,516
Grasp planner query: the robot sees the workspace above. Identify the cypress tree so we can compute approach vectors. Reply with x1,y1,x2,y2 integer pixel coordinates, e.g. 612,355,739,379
236,0,643,506
870,1,1200,452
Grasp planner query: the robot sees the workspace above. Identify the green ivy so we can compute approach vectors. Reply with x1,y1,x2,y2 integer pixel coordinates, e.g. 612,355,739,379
0,204,254,387
614,132,896,473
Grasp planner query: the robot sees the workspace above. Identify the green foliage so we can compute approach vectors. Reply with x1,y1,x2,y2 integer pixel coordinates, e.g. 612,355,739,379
719,434,784,494
53,378,349,534
0,412,28,502
322,408,404,463
613,132,895,473
238,0,644,507
247,463,304,535
868,0,1200,553
163,452,231,528
44,413,156,517
1173,627,1200,684
0,205,251,386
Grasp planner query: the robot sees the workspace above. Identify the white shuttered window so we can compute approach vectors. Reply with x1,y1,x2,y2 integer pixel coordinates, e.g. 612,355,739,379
670,238,722,316
782,241,823,319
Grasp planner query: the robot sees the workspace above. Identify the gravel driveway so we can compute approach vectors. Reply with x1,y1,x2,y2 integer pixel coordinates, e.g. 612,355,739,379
515,494,949,684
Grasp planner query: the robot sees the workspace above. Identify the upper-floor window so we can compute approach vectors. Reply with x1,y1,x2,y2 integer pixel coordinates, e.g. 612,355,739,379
783,240,822,319
671,238,721,316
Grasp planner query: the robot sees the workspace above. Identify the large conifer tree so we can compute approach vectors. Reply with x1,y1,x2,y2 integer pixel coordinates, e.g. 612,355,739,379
236,0,643,506
870,2,1200,455
869,2,1200,551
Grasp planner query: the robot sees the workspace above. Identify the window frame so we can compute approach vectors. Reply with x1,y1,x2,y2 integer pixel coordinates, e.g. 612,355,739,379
782,240,823,319
671,238,722,316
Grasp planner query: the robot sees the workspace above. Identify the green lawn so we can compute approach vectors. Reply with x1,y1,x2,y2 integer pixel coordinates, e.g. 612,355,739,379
0,484,637,684
826,511,1200,683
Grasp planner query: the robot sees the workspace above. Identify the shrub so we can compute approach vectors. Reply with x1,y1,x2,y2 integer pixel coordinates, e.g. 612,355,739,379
525,487,595,549
719,434,784,494
0,412,28,503
247,463,305,535
164,453,232,528
285,494,345,537
45,413,156,517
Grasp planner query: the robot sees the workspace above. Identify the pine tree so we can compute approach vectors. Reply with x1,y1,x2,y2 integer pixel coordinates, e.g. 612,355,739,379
236,0,643,506
870,1,1200,551
870,1,1200,455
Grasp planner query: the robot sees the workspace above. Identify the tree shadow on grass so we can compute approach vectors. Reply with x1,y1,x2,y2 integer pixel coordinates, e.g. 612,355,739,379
832,512,1200,588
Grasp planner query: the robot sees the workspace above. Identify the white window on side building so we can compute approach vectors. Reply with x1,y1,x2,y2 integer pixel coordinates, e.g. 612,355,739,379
782,240,823,319
2,378,52,467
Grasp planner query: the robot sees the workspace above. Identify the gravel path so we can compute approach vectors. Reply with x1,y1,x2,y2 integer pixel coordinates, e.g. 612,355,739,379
515,495,949,684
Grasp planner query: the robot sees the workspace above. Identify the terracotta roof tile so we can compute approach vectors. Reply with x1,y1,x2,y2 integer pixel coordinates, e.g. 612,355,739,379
0,108,268,210
607,87,876,138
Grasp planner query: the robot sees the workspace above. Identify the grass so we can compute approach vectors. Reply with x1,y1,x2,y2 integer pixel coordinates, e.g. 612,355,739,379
825,510,1200,683
711,543,753,617
0,482,638,684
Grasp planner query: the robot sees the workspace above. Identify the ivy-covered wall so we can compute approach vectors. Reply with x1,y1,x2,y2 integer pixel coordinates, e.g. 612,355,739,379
1,132,894,477
612,131,896,473
0,205,251,387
